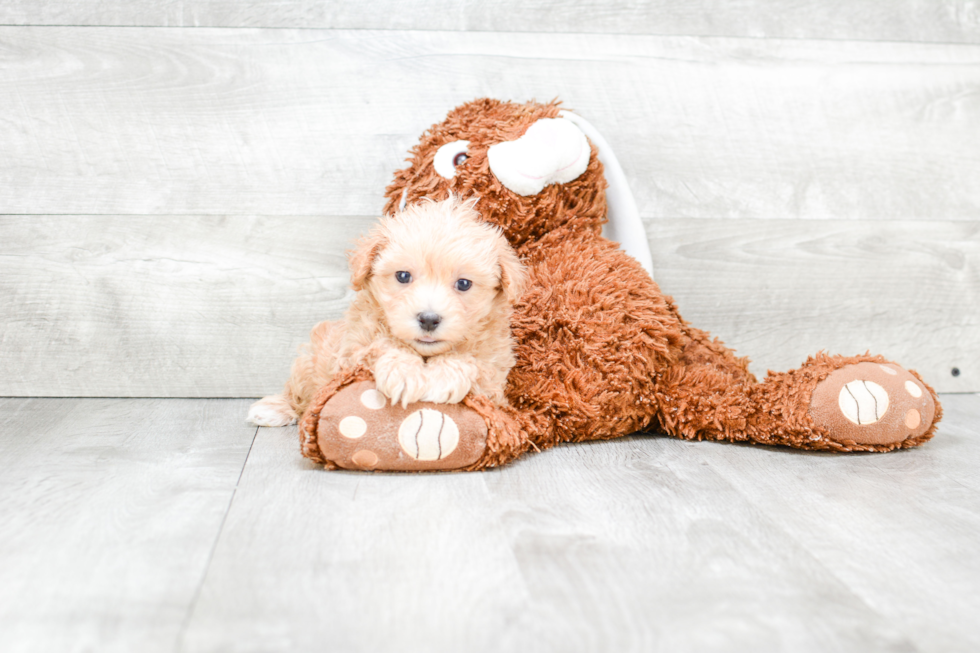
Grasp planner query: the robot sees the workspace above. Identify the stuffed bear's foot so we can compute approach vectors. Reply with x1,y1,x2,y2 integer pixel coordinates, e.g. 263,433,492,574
312,381,489,471
808,361,938,447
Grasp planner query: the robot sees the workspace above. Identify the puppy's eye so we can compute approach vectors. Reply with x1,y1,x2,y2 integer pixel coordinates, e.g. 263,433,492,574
433,140,470,179
395,271,412,284
455,279,472,292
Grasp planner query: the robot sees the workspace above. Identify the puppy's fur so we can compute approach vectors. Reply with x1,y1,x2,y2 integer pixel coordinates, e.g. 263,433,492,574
247,196,525,427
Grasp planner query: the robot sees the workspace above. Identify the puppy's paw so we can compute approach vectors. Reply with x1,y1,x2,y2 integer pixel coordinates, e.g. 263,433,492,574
380,366,431,407
373,350,430,407
420,358,477,404
247,395,297,427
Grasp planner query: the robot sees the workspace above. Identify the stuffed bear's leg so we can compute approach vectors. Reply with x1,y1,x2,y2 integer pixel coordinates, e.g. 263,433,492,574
298,368,536,471
513,232,941,452
652,347,941,452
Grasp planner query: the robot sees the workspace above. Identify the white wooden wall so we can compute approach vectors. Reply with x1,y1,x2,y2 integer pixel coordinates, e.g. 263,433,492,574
1,3,978,397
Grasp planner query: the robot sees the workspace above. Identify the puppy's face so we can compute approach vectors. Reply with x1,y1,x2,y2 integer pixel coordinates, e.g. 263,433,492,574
371,240,499,357
350,197,524,357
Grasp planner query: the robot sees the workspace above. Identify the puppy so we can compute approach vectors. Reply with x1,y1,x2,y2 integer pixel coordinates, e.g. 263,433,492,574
247,196,525,427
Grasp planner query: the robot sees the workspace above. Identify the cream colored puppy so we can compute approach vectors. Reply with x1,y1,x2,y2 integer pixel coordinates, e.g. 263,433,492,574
247,196,525,427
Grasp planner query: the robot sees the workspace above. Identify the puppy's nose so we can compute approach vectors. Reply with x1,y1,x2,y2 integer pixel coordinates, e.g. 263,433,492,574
417,312,442,332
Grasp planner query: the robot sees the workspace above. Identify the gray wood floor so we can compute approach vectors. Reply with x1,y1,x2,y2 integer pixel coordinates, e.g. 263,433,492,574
1,395,978,653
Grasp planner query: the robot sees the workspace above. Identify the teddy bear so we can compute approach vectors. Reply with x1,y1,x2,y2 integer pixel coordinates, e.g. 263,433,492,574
297,98,941,472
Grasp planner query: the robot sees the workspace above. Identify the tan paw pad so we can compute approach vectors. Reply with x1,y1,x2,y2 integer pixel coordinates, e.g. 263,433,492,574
351,449,379,469
905,409,921,429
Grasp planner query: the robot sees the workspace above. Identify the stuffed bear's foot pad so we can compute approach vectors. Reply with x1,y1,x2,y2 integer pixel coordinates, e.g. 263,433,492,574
809,362,936,446
316,381,488,471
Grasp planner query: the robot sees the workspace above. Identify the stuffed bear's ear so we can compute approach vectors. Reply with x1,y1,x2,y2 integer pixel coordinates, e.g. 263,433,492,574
496,238,526,304
348,227,387,291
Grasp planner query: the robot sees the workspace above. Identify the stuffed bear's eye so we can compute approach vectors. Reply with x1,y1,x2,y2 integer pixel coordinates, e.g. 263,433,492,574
455,278,472,292
434,140,470,179
396,271,412,284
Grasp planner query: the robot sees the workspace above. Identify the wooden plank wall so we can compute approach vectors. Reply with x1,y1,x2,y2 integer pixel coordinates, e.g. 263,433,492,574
0,4,977,397
3,1,980,43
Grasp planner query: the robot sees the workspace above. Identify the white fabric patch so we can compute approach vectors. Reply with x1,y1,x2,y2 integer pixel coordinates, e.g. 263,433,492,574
905,380,923,398
433,140,470,179
559,110,654,278
360,389,387,410
398,408,459,461
338,415,367,439
487,119,590,196
878,364,899,375
838,380,890,425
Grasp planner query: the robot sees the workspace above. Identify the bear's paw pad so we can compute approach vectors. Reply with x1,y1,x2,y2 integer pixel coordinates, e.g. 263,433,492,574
316,381,487,471
809,362,936,446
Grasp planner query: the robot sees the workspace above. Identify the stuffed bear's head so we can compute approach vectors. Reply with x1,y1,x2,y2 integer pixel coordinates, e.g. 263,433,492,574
382,99,608,250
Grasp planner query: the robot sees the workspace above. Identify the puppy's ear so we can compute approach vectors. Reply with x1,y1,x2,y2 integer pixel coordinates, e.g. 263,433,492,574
496,238,526,304
348,228,386,291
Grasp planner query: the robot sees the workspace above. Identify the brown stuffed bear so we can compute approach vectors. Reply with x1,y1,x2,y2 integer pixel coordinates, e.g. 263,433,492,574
298,98,941,472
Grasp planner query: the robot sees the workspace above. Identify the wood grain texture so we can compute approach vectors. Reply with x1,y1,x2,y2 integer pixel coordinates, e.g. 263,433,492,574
647,217,980,393
693,392,980,653
0,396,975,652
1,1,979,44
2,215,975,397
0,397,255,653
181,395,980,652
1,27,979,220
0,214,372,398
